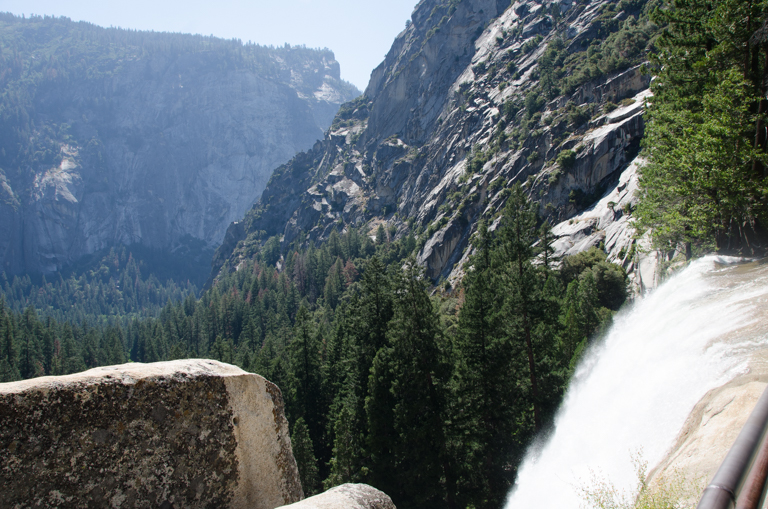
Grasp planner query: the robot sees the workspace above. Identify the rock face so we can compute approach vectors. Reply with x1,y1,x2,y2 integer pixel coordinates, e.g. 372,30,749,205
211,0,654,285
277,484,396,509
648,348,768,493
0,15,359,276
0,359,303,509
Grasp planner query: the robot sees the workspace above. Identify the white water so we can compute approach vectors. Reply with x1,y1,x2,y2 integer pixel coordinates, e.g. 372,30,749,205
506,256,768,509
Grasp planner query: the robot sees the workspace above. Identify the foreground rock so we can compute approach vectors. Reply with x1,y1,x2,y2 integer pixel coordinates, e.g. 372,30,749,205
0,359,303,509
278,484,396,509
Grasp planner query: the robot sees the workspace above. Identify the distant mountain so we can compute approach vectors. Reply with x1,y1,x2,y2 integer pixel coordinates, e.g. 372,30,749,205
0,13,360,278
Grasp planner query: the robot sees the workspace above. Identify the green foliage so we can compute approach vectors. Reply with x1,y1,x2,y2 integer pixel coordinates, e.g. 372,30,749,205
291,417,321,495
525,91,546,118
0,246,197,325
261,236,282,266
579,453,703,509
447,189,629,508
639,70,768,250
467,145,491,173
0,195,629,509
521,35,543,55
368,258,452,508
557,149,577,169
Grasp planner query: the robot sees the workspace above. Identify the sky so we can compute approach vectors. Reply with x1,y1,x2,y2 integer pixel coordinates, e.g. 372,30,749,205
0,0,419,91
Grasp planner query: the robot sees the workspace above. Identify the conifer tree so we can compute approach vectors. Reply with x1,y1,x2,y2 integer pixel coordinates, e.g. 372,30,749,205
291,417,320,496
498,184,543,431
451,221,518,508
289,304,323,460
368,257,453,509
325,378,365,488
638,0,768,251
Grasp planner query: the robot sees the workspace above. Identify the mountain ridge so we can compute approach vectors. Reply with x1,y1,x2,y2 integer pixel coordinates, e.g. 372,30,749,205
0,13,360,278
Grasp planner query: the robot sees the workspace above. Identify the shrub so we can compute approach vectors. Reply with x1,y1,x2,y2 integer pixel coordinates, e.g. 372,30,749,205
568,104,591,127
557,149,577,169
578,453,704,509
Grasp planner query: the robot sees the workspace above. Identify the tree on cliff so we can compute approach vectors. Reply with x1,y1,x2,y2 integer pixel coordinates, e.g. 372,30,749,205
637,0,768,253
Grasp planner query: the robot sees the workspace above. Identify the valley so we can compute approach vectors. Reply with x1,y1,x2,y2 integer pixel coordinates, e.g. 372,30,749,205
1,0,768,508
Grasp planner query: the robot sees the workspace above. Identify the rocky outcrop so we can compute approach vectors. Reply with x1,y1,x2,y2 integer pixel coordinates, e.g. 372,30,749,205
0,359,303,509
544,151,660,293
212,0,655,285
0,15,359,277
277,484,396,509
648,350,768,493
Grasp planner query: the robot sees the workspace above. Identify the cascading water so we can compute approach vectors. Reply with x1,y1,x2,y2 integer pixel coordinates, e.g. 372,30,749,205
505,256,768,508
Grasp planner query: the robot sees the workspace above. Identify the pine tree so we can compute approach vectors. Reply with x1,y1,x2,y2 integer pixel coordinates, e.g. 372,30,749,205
289,304,323,464
325,379,365,488
451,221,518,508
356,256,393,381
638,0,768,251
497,184,543,431
368,257,453,509
291,417,320,496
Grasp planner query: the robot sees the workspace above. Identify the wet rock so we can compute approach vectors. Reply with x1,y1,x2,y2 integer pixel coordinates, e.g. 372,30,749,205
277,484,396,509
648,348,768,492
0,359,303,509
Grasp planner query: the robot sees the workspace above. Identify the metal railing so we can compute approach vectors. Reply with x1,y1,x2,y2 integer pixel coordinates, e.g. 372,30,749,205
697,385,768,509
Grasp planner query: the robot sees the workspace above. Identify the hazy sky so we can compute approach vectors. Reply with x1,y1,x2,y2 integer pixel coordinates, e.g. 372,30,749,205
0,0,419,91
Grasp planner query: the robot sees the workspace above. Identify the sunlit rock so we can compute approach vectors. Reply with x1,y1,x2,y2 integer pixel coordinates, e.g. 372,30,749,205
0,359,303,509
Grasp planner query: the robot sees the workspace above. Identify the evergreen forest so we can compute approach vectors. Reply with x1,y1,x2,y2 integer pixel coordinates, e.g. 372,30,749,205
0,186,628,509
637,0,768,254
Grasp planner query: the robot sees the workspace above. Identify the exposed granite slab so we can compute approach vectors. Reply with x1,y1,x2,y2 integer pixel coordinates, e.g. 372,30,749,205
0,359,303,509
649,348,768,493
277,484,396,509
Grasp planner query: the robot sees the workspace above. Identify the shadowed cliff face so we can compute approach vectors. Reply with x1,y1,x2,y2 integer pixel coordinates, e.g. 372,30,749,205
0,15,360,276
211,0,656,286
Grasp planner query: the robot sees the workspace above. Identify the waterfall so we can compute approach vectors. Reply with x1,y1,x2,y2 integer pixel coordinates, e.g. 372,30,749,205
505,256,768,508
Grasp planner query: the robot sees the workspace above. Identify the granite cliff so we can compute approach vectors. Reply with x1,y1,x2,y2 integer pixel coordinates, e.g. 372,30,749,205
211,0,657,286
0,14,359,277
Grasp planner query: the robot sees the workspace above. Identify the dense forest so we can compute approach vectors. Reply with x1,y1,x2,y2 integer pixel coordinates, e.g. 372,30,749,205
637,0,768,254
0,246,198,324
0,187,627,508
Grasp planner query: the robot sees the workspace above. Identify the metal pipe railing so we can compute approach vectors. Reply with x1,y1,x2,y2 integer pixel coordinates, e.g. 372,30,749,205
697,385,768,509
735,423,768,509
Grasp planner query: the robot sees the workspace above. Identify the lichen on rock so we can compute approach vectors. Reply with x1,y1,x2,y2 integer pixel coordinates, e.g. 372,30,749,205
0,359,302,509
